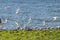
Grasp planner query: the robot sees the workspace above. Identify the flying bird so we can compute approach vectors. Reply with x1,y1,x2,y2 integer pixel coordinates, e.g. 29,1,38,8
16,8,20,14
15,21,20,29
53,16,58,21
28,18,32,24
15,21,19,26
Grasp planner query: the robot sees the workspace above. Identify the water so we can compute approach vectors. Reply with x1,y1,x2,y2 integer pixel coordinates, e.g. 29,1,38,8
0,0,60,29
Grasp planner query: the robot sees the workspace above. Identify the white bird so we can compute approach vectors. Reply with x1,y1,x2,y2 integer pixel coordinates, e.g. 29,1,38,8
53,16,58,21
15,21,19,26
28,18,32,24
16,8,20,14
15,21,20,28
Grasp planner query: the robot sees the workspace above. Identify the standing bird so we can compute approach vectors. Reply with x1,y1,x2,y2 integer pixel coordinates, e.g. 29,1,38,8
53,16,58,21
16,8,20,14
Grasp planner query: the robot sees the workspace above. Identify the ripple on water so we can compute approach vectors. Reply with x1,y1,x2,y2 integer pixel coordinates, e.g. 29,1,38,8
0,0,60,30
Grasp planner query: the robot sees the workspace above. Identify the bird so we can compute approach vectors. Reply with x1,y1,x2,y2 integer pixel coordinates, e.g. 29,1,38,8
16,8,20,14
53,16,58,21
15,21,20,29
28,18,32,24
15,21,19,26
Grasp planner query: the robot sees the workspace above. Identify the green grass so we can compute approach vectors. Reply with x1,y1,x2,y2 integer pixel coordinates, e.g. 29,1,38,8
0,30,60,40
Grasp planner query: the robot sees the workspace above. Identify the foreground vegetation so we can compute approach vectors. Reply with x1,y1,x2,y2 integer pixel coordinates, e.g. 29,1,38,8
0,30,60,40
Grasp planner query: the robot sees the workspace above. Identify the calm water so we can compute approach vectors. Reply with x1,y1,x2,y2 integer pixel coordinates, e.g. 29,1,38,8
0,0,60,29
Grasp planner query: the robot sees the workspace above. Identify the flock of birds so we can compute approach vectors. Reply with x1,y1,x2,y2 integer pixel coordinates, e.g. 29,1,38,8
0,6,60,30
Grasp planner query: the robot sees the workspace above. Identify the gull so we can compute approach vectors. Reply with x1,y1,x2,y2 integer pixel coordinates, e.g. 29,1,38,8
16,8,20,14
53,16,58,21
15,21,20,29
15,21,19,26
28,18,32,24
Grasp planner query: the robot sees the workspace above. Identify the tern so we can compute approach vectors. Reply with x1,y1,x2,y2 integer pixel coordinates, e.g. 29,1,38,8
16,8,20,14
53,16,58,21
28,18,32,24
15,21,20,29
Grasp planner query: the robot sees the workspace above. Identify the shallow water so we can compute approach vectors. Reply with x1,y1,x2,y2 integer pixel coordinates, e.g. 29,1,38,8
0,0,60,29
